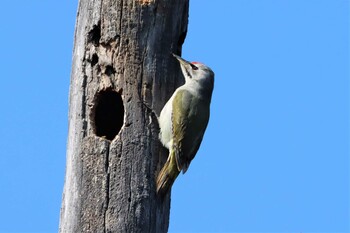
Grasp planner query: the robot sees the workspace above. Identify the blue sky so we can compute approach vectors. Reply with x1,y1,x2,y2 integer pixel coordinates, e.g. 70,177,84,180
0,1,348,232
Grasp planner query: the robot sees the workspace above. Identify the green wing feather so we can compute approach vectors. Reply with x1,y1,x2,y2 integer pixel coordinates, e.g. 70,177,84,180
172,89,210,173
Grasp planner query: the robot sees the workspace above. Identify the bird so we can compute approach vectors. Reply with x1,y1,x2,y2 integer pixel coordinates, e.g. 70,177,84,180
156,53,214,195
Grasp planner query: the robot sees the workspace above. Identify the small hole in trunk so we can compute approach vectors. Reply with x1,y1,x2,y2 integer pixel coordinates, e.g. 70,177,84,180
94,90,124,140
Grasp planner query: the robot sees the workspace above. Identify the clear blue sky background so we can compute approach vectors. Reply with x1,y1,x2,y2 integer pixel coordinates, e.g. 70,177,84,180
0,1,348,232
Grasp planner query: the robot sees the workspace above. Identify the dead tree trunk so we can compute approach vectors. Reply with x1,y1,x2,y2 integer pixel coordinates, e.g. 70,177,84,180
59,0,189,232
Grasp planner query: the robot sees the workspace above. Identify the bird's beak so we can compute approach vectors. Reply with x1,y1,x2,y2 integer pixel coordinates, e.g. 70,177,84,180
172,53,192,78
172,53,191,65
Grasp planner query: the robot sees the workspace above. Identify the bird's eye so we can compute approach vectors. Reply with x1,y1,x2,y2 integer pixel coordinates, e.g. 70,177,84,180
190,63,198,70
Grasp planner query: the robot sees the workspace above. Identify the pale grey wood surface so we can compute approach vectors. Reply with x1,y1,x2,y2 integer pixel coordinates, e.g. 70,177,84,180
59,0,189,232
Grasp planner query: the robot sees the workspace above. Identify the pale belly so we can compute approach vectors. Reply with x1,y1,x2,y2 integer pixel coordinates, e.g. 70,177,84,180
158,96,174,149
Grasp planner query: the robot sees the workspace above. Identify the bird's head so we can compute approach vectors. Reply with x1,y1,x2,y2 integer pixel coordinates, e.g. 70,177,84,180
172,53,214,90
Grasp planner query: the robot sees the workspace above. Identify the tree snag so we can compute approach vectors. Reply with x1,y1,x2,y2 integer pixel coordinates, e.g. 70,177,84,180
59,0,189,232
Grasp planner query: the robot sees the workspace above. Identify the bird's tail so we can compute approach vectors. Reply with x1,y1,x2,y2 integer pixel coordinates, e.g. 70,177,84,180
156,150,180,195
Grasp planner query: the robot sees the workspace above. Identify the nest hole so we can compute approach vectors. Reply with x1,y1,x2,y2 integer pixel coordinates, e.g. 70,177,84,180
94,90,124,141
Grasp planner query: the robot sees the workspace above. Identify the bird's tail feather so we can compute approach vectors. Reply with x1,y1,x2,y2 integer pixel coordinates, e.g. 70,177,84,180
156,150,180,195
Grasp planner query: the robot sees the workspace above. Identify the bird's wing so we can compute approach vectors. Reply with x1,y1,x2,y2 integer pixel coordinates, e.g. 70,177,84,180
171,89,210,173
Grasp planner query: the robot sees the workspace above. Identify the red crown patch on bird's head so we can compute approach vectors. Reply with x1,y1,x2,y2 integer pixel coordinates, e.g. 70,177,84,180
191,62,203,65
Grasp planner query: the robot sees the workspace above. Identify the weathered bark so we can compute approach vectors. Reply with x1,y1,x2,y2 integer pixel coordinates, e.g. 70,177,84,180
59,0,189,232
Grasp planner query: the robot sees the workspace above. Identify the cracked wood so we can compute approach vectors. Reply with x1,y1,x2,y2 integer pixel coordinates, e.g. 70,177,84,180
59,0,189,232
